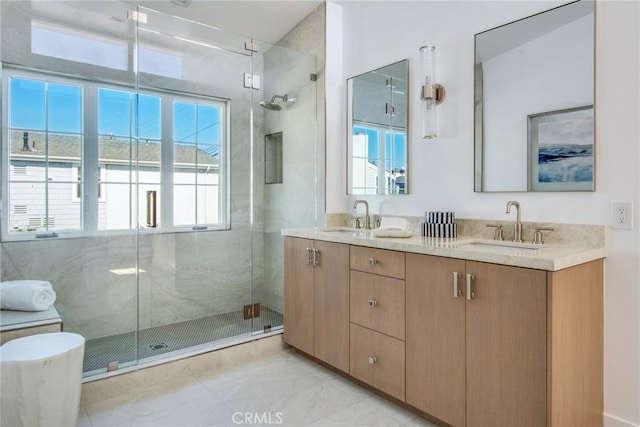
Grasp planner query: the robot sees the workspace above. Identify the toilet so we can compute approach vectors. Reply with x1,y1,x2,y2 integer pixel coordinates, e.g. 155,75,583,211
0,332,85,427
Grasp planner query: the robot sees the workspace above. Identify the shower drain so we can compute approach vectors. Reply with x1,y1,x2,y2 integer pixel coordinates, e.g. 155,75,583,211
149,343,168,351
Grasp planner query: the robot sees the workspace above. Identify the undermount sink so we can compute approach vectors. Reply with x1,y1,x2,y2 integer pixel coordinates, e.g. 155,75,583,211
456,240,542,254
319,227,369,235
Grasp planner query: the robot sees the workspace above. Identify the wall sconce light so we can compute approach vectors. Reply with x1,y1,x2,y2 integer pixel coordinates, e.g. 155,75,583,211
420,45,445,139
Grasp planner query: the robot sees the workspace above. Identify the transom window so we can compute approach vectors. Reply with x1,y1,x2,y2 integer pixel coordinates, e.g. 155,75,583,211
3,71,229,238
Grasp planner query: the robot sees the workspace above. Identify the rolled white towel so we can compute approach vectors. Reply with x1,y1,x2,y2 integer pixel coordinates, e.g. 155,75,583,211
1,280,52,289
0,281,56,311
378,217,411,231
372,217,412,238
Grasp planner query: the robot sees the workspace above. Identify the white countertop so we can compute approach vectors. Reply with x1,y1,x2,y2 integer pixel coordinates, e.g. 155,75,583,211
282,228,606,271
0,306,62,332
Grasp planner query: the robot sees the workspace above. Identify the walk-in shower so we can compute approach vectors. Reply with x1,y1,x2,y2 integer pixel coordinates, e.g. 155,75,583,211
0,1,318,378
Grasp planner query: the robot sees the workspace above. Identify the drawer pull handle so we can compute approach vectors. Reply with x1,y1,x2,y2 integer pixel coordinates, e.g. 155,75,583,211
466,273,475,300
453,272,462,298
369,356,377,365
305,248,313,265
368,299,378,307
368,257,377,266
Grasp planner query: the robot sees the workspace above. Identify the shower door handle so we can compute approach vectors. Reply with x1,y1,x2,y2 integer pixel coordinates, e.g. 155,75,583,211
146,190,158,228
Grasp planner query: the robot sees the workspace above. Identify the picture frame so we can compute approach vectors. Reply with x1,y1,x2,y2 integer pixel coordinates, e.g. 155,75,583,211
528,105,594,191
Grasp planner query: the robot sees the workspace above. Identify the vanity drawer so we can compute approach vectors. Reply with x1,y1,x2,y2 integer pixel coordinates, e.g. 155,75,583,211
350,246,405,279
350,323,405,401
350,270,405,340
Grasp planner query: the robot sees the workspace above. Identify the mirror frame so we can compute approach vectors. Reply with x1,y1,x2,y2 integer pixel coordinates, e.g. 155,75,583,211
346,59,409,196
474,0,595,193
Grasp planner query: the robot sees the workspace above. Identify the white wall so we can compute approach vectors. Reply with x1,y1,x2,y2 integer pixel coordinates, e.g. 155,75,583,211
326,1,640,425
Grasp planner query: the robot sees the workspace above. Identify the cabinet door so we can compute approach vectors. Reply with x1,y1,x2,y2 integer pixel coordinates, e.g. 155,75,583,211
406,254,466,427
314,240,350,372
284,237,315,355
466,261,547,427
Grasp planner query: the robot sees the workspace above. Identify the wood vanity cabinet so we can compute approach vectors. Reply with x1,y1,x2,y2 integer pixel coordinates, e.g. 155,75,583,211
283,237,350,373
406,253,603,427
284,235,603,426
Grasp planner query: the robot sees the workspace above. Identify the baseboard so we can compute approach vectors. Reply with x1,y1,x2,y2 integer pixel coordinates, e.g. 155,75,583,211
604,413,639,427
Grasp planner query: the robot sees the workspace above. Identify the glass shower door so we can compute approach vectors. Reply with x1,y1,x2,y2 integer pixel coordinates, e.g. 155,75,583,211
134,7,256,362
250,41,318,334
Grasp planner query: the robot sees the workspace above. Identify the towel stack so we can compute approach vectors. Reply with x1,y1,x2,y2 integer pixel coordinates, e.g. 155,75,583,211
422,211,457,238
0,280,57,312
372,217,413,238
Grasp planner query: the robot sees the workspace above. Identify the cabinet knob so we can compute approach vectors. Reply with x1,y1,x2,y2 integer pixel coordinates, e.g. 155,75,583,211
368,356,377,365
368,257,377,266
368,299,378,307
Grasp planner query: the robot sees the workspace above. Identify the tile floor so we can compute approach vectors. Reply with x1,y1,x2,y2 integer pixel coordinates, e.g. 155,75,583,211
78,347,438,427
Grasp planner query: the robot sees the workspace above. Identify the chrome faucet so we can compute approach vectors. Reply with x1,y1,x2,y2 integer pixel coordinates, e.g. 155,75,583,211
352,199,371,230
505,201,523,242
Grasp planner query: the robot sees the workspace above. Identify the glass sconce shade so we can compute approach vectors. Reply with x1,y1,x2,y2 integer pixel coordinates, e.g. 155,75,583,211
420,45,445,139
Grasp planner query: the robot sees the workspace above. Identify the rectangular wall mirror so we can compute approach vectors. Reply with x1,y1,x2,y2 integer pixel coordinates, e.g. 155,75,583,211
347,60,408,195
474,0,595,192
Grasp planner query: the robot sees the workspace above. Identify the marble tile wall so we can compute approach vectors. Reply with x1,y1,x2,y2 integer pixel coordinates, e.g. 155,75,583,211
261,4,325,312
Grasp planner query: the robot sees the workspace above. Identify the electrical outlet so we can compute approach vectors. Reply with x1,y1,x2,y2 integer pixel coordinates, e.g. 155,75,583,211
611,201,633,230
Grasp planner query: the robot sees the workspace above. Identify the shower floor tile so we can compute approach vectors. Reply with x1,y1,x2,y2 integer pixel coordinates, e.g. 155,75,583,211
82,308,282,374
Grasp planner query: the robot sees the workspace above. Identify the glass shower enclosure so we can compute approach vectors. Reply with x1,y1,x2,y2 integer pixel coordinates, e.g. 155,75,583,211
0,1,317,377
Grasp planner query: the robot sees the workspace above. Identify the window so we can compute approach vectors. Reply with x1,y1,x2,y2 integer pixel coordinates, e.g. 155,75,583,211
7,76,83,233
3,71,229,239
31,20,128,71
98,88,162,230
173,101,223,226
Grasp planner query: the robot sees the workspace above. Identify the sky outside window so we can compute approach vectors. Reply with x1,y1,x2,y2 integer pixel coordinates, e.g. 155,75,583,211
98,89,160,140
174,102,220,156
48,83,82,133
10,78,45,130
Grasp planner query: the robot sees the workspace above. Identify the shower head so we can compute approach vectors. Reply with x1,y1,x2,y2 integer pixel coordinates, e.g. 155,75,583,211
259,100,282,111
259,94,294,111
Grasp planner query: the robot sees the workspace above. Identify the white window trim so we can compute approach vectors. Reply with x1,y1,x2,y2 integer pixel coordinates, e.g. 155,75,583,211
1,68,231,242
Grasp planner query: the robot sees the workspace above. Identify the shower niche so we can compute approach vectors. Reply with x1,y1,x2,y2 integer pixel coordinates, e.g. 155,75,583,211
265,132,284,184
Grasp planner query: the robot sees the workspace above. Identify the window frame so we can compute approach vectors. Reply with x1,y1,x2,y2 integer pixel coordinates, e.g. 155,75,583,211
1,68,231,241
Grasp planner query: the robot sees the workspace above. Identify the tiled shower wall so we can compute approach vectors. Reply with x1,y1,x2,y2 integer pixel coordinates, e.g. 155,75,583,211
261,4,326,313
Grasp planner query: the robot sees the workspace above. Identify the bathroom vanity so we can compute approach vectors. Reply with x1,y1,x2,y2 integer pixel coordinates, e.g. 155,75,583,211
0,306,62,345
282,228,605,427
